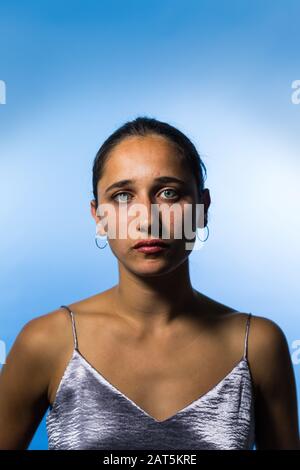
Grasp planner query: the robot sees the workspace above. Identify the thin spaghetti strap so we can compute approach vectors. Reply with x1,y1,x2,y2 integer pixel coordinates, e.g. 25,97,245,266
60,305,78,351
243,313,252,360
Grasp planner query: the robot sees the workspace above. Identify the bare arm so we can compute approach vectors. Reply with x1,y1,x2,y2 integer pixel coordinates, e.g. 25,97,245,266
0,317,54,449
251,316,300,449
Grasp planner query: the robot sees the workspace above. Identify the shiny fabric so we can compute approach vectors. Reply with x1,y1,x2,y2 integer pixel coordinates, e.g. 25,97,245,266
46,307,255,450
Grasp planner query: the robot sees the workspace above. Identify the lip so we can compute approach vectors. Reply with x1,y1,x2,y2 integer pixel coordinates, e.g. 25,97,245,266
135,245,168,254
133,239,169,249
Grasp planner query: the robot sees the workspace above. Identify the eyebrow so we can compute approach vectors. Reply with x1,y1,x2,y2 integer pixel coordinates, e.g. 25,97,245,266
104,176,187,194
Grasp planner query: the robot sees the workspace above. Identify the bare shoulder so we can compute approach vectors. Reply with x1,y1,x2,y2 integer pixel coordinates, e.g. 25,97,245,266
14,287,115,355
247,313,290,362
0,307,82,449
5,307,74,373
20,307,67,333
217,307,289,359
248,313,289,350
245,314,299,449
0,306,75,420
218,311,293,397
242,313,293,392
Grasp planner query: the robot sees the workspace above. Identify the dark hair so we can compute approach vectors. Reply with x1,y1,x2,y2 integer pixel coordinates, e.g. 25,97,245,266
92,116,207,205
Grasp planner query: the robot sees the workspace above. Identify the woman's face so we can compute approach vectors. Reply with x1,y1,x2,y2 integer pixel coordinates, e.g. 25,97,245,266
91,134,210,277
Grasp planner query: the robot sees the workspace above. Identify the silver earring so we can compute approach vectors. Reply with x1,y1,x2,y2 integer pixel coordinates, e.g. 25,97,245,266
95,234,108,249
196,225,209,242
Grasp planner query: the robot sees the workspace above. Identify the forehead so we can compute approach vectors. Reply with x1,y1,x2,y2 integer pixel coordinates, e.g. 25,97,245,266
101,134,188,180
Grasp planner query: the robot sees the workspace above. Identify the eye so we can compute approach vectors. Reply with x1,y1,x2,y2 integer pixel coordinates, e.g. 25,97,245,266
160,188,180,200
112,192,131,203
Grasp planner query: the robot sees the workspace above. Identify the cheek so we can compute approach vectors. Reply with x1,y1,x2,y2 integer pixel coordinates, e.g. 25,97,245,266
161,203,194,240
108,238,130,259
111,206,141,240
105,209,131,240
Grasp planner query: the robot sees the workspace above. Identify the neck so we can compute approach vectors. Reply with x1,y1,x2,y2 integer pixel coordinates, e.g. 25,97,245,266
111,259,199,333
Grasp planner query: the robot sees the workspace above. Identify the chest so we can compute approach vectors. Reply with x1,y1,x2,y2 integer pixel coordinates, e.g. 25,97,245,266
47,353,255,450
51,338,240,423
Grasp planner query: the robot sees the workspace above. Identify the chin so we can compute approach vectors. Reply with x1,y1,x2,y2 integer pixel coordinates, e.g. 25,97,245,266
133,261,177,277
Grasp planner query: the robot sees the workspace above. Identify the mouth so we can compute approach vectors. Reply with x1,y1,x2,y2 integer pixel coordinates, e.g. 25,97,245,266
133,239,170,254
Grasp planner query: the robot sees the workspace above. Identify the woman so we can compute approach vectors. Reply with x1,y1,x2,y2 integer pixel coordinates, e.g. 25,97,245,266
0,116,299,450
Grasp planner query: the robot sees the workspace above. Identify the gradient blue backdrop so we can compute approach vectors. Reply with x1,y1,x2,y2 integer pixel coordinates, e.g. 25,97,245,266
0,0,299,450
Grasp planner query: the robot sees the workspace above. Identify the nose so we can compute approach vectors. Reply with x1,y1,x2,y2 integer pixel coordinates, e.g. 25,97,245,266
136,193,160,236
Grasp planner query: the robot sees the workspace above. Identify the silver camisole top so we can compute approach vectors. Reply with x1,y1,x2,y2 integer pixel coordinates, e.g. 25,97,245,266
46,306,256,450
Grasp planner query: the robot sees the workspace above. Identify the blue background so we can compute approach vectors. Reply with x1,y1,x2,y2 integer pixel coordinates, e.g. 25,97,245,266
0,0,299,450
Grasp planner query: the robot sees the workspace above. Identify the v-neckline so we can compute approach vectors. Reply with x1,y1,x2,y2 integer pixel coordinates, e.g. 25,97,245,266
73,349,249,424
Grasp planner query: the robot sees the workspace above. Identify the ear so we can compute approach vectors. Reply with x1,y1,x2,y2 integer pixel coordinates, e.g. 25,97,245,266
196,188,211,228
90,199,107,236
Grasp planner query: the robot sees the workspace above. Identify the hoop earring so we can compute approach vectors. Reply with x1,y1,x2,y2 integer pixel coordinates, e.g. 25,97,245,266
196,225,209,242
95,234,108,249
